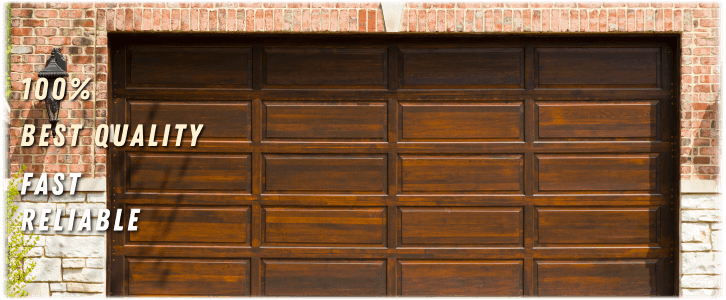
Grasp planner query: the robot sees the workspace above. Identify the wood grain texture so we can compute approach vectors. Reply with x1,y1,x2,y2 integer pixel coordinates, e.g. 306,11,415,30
127,153,251,192
262,260,386,296
536,207,659,245
400,102,523,141
263,207,386,246
263,101,387,141
128,100,251,140
264,154,387,194
399,260,523,296
129,206,250,244
537,101,659,140
263,47,387,89
128,259,250,295
536,154,660,193
536,48,660,89
110,34,678,296
400,155,523,193
536,260,659,296
128,47,252,88
400,48,524,89
399,207,522,246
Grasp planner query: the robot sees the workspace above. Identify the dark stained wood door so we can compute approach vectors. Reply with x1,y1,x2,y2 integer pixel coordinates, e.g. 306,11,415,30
108,34,679,296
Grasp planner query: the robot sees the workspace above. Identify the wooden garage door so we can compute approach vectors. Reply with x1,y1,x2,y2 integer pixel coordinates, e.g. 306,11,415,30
108,34,679,296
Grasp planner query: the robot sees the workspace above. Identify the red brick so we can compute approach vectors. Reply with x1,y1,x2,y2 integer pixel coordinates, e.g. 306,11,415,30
503,9,512,32
228,8,236,31
311,8,321,31
172,8,181,31
412,9,423,32
73,19,94,27
48,37,71,45
71,3,93,9
520,9,530,32
236,9,246,31
699,18,719,27
439,10,447,32
23,19,45,27
371,9,379,32
262,9,270,31
246,9,255,32
530,3,553,8
35,10,58,18
71,56,93,64
674,3,698,8
693,66,711,74
143,9,152,31
329,9,338,31
700,75,718,83
358,9,366,32
310,1,336,8
162,9,171,31
35,28,58,36
122,8,133,31
456,1,484,8
495,9,503,31
11,9,33,17
290,1,310,8
469,10,478,32
697,166,718,174
698,3,720,8
11,28,32,36
644,9,654,31
360,2,380,9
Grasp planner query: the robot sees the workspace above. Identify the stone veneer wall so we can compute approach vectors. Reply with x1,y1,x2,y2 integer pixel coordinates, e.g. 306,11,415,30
681,182,722,297
7,2,722,297
15,179,106,296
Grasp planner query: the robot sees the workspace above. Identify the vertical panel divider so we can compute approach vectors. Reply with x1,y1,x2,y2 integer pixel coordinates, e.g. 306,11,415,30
387,45,399,297
387,258,397,296
527,258,536,296
523,44,536,298
251,257,262,296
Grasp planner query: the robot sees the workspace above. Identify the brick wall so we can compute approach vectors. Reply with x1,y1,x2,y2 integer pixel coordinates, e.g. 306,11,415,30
7,2,721,297
7,2,721,181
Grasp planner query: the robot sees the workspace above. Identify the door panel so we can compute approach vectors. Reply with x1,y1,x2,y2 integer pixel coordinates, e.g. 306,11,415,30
109,34,678,296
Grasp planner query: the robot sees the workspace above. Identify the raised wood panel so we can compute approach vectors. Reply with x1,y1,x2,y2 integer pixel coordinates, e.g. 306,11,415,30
129,207,250,244
400,48,524,89
263,154,387,194
263,47,387,89
127,153,251,192
400,155,523,194
262,207,386,246
128,259,250,296
128,101,250,140
262,260,386,296
399,207,523,246
537,101,659,140
111,35,678,297
536,48,660,89
127,47,252,88
399,102,523,141
536,207,659,245
536,154,660,193
536,260,659,296
399,260,523,296
263,101,387,141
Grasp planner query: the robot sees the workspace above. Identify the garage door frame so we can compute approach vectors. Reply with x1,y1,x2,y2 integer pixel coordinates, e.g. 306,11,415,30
106,33,681,296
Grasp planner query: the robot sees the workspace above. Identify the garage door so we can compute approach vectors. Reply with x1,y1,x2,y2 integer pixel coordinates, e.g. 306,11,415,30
108,34,678,296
